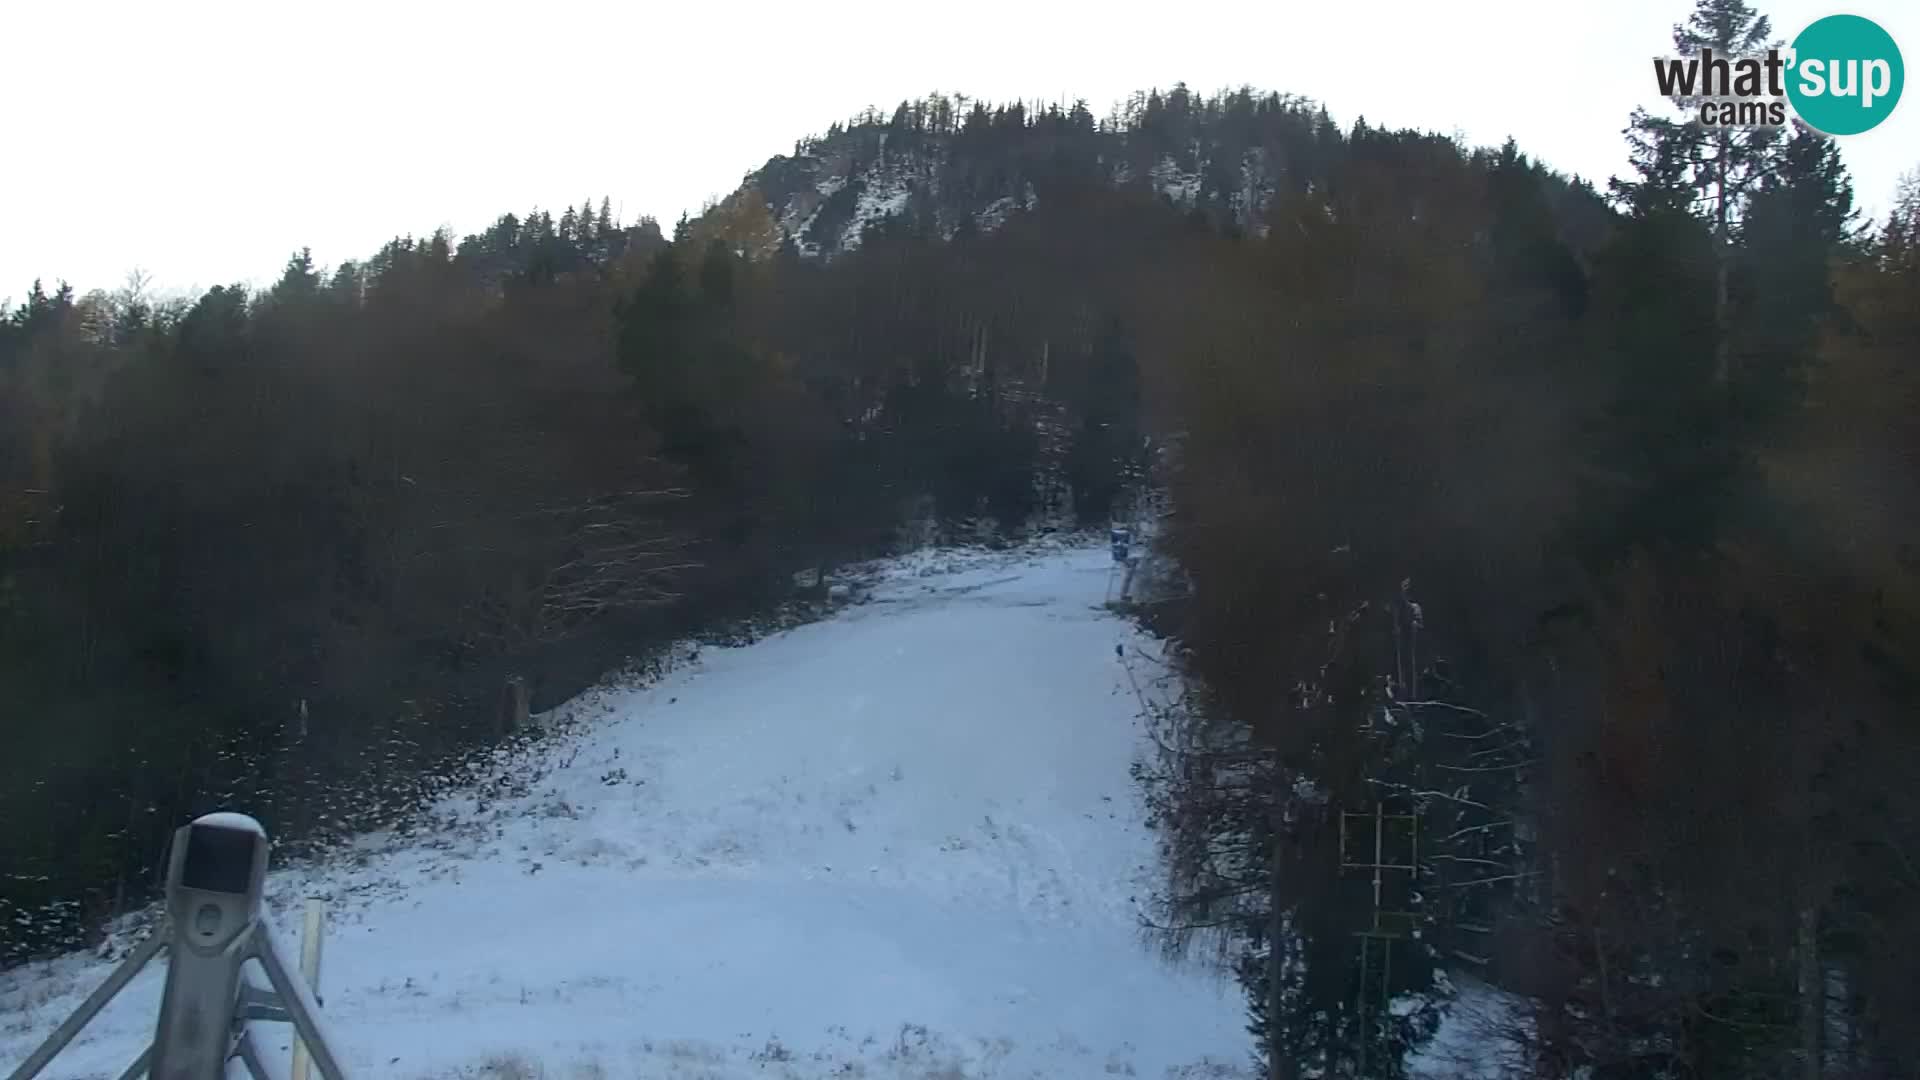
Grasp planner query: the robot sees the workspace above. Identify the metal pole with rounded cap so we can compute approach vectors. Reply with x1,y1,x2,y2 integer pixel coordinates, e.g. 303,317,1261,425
152,812,350,1080
149,812,272,1080
5,812,350,1080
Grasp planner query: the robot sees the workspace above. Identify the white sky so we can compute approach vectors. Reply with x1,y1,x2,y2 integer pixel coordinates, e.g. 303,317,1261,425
4,0,1915,300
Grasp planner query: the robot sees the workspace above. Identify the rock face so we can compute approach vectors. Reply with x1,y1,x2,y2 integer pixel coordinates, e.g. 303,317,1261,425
696,88,1349,260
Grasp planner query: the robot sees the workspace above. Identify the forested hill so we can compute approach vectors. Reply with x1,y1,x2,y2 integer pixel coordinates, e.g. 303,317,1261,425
7,9,1920,1071
685,86,1617,261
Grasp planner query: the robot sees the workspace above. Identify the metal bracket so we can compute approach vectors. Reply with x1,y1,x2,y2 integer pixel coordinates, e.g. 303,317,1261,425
4,918,347,1080
6,816,347,1080
243,919,349,1080
239,983,293,1024
4,930,168,1080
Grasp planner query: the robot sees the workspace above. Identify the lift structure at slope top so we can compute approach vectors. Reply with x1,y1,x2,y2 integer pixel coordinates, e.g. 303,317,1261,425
6,813,350,1080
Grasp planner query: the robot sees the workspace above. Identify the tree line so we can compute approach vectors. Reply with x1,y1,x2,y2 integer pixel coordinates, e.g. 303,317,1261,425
755,83,1354,258
0,188,1141,963
1125,2,1920,1076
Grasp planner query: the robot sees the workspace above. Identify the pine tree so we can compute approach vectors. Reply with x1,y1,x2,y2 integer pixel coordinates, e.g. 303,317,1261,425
1642,0,1783,385
1062,317,1142,524
1734,124,1856,434
1584,0,1787,563
1612,109,1706,216
570,199,590,253
328,261,362,306
273,248,321,299
1584,151,1726,567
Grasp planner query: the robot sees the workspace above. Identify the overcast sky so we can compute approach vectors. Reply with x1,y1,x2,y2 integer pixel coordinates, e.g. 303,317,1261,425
4,0,1914,300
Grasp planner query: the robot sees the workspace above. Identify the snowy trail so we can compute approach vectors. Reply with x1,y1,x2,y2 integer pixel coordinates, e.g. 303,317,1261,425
2,545,1250,1079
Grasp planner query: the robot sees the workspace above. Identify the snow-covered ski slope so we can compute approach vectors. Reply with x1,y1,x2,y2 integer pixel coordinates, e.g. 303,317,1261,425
2,544,1254,1079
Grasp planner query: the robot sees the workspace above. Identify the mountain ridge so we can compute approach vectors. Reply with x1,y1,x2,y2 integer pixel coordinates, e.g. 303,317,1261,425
683,87,1345,259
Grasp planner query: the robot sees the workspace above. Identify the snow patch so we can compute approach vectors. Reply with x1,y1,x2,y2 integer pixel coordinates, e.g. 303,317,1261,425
1,543,1249,1080
838,163,914,253
973,195,1021,233
1230,148,1276,233
1408,976,1534,1079
192,811,266,836
777,174,847,260
1149,156,1201,207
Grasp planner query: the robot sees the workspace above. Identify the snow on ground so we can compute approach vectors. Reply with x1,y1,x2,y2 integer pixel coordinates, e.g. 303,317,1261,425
780,174,846,260
1,544,1252,1080
1147,157,1201,209
838,156,916,253
1409,975,1533,1079
971,196,1022,235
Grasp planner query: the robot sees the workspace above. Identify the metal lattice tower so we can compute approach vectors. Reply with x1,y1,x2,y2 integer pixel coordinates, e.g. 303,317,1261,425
1339,803,1420,1077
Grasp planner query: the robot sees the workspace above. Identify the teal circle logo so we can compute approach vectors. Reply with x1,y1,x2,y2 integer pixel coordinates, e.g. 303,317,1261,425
1787,14,1904,136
